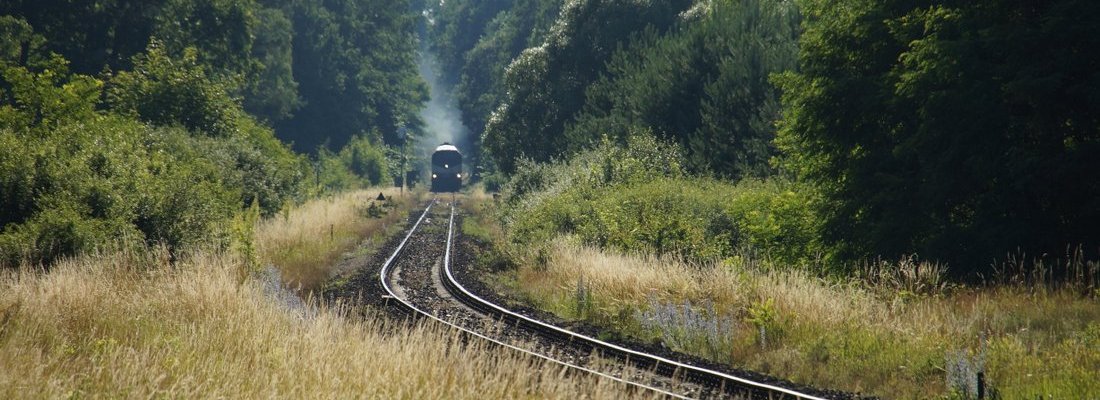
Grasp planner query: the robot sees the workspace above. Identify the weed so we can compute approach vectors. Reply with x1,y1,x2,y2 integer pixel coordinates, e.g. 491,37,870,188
991,246,1100,295
574,276,594,319
746,298,778,348
637,297,738,362
232,199,262,283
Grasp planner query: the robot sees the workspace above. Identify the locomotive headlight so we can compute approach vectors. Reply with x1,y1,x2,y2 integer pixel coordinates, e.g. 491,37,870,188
456,173,461,178
432,174,437,179
444,164,449,168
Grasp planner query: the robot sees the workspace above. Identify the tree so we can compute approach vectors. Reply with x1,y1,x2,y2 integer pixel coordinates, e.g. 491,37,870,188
428,0,510,87
109,41,305,216
108,42,243,138
568,0,801,179
0,38,239,264
483,0,693,173
0,0,167,74
243,6,301,122
275,0,427,153
776,0,1100,270
1,0,301,124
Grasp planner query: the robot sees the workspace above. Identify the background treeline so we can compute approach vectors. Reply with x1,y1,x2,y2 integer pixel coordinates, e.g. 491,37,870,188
2,0,426,152
0,0,425,266
434,0,1099,274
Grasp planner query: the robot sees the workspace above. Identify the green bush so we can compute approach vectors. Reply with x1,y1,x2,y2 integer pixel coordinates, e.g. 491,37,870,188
108,43,243,138
108,41,307,217
0,109,244,265
0,204,141,266
502,135,823,267
0,57,154,264
723,179,823,266
315,148,359,193
340,134,389,186
510,177,821,266
0,32,304,266
500,134,683,210
311,134,392,194
219,121,308,216
132,128,239,251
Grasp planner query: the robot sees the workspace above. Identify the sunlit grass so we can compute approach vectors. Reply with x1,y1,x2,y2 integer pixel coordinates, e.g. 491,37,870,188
488,235,1100,398
0,248,650,398
0,188,652,399
256,188,415,292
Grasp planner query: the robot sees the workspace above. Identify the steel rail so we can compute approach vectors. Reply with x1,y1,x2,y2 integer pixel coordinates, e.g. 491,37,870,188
379,200,692,399
441,205,830,400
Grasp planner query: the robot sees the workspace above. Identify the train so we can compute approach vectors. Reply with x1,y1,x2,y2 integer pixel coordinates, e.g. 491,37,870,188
430,143,462,193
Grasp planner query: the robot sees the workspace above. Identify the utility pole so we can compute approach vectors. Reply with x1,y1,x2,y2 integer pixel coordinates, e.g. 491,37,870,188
399,125,407,197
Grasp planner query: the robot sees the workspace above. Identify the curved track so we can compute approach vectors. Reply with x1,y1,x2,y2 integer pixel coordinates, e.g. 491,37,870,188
380,199,833,400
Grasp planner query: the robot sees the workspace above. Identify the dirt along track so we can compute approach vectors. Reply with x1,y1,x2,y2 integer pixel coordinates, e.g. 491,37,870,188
331,196,852,399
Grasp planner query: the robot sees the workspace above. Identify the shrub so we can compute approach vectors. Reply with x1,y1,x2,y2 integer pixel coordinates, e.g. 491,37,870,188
0,40,303,266
109,41,308,217
340,134,389,186
502,134,823,267
311,134,393,194
107,42,243,138
316,148,359,193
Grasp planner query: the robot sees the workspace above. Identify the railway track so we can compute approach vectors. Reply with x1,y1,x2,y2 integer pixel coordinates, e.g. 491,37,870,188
380,198,835,399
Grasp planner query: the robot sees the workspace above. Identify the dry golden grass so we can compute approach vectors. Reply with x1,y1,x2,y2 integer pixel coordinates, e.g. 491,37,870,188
0,189,653,399
506,238,1100,398
256,188,415,292
0,249,651,398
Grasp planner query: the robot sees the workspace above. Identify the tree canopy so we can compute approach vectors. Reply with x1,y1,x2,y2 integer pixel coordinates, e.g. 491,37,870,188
776,0,1100,268
274,0,427,152
436,0,1100,271
482,0,694,173
0,0,428,266
568,0,801,179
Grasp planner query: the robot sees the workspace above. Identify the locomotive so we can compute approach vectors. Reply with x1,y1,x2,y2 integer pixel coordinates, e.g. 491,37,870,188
430,143,462,193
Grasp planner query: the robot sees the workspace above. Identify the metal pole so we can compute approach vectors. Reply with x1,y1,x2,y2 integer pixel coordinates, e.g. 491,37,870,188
399,126,407,197
977,371,985,399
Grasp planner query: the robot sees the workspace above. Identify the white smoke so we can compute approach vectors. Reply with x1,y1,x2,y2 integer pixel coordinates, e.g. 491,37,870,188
417,50,471,158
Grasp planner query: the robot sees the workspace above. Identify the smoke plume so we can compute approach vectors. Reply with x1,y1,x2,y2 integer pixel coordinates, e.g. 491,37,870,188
417,51,471,158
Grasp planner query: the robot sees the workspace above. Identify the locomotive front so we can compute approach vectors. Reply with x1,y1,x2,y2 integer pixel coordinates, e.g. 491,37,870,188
430,143,462,193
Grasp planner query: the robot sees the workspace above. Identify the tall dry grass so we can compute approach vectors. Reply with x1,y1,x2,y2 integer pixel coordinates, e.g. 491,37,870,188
0,188,654,399
506,238,1100,398
0,248,650,398
256,188,414,292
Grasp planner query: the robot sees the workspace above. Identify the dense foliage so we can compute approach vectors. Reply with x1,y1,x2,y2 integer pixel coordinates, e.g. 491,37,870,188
4,0,1099,273
500,135,821,266
0,32,263,264
569,0,800,178
314,134,392,192
272,0,428,152
483,0,694,173
434,0,800,179
449,0,1099,273
0,0,294,123
776,0,1100,268
1,0,427,152
0,0,427,266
